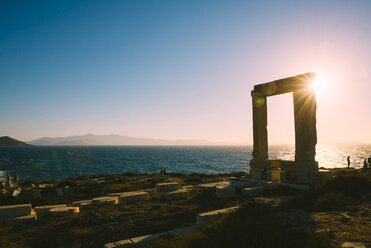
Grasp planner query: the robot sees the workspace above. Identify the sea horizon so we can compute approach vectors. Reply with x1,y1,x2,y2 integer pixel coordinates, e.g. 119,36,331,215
1,143,370,183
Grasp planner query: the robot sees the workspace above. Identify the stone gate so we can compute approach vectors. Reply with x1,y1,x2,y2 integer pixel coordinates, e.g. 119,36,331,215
250,72,319,183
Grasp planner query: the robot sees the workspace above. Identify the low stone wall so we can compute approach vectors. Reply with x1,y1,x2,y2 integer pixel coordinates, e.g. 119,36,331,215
0,204,36,225
0,204,32,218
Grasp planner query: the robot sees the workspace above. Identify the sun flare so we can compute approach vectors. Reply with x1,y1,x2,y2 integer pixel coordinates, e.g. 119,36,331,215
310,74,327,94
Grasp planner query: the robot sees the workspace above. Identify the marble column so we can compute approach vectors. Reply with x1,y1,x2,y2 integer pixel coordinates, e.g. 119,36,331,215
293,89,317,162
251,91,268,160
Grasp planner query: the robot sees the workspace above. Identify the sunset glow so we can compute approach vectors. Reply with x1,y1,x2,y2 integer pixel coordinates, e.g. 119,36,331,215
310,74,327,95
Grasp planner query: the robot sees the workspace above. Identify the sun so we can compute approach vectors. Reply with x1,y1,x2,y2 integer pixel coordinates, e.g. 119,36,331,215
310,74,327,94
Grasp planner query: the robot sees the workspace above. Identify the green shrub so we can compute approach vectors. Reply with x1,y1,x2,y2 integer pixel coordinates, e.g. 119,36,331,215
313,173,370,199
313,193,353,211
146,201,331,248
282,173,370,211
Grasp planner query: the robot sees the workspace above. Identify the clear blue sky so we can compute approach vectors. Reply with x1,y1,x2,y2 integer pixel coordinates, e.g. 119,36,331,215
1,0,370,143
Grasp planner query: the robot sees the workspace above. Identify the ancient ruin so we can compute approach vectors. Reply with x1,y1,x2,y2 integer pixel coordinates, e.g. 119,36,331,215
250,72,319,183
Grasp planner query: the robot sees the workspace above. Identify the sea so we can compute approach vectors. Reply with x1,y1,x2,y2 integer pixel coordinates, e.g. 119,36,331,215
0,144,370,182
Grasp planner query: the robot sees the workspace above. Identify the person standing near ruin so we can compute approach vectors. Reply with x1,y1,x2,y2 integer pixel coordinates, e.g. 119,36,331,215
14,172,19,184
6,173,11,188
347,156,350,168
363,158,369,169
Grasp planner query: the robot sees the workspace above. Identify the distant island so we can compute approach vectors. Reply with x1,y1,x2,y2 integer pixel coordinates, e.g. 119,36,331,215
28,133,236,146
0,136,32,147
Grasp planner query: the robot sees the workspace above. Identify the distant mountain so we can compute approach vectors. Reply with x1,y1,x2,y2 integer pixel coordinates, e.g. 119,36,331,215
54,140,87,146
0,136,32,147
28,134,227,146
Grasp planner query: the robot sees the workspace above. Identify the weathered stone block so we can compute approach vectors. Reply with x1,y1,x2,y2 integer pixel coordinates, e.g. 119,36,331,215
143,188,156,197
267,169,281,182
131,226,198,245
341,242,366,248
197,181,230,192
116,191,149,203
154,189,189,201
241,186,264,197
104,226,199,248
2,210,37,225
71,200,93,209
215,185,235,198
0,204,32,218
12,189,21,198
68,206,79,214
49,206,79,216
130,232,168,245
92,196,118,206
38,184,54,188
182,185,197,193
14,210,37,222
155,182,180,192
196,206,239,228
34,204,67,217
197,182,217,192
104,239,133,248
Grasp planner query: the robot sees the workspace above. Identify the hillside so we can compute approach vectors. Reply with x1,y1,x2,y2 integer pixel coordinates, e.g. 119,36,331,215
28,134,225,146
0,136,32,147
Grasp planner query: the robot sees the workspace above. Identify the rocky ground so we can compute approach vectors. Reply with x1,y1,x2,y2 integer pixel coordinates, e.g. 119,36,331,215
312,203,371,247
0,170,370,248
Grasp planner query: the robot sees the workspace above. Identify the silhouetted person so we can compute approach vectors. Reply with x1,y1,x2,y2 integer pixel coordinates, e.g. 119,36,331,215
347,156,350,168
163,168,168,175
160,168,164,175
363,158,369,169
14,172,19,184
6,173,11,188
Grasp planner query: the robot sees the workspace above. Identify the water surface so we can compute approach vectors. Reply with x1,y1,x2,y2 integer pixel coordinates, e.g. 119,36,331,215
0,144,370,182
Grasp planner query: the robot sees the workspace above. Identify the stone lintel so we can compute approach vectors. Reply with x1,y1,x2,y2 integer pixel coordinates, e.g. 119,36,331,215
252,72,315,96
